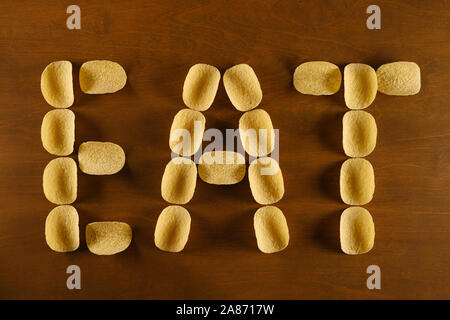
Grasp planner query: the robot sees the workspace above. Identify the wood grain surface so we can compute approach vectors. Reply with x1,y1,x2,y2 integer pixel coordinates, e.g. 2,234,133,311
0,0,449,299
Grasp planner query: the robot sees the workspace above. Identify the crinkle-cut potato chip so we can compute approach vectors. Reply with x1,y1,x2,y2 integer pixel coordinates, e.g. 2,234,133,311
340,158,375,205
45,205,79,252
376,61,421,96
198,151,246,185
183,63,220,111
86,222,132,255
169,109,206,156
239,109,275,157
293,61,342,95
223,64,262,112
41,60,74,108
340,206,375,255
43,157,77,205
343,111,377,157
154,205,191,253
78,141,125,175
344,63,377,110
254,206,289,253
79,60,127,94
41,109,75,156
161,157,197,204
248,157,284,205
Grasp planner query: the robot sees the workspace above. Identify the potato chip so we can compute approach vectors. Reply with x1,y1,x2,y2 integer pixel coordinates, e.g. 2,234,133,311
43,157,77,205
41,61,74,108
376,61,421,95
154,205,191,253
340,158,375,205
161,157,197,204
169,109,206,156
254,206,289,253
41,109,75,156
198,151,246,185
183,63,220,111
248,157,284,205
45,205,79,252
79,60,127,94
340,206,375,255
223,64,262,111
239,109,275,157
86,222,132,255
78,141,125,175
293,61,341,95
343,111,377,157
344,63,377,109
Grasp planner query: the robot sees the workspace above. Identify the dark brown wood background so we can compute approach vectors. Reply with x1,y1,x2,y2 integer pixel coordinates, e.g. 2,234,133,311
0,0,449,299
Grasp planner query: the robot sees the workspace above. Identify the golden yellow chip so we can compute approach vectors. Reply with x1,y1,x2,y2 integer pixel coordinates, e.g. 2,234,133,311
43,157,77,205
239,109,275,157
340,206,375,255
86,222,132,255
45,205,79,252
248,157,284,205
41,61,74,108
41,109,75,156
376,61,421,95
340,158,375,205
154,205,191,253
344,63,377,109
223,64,262,112
169,108,206,156
183,63,220,111
254,206,289,253
78,141,125,175
293,61,341,95
161,157,197,204
198,151,246,185
342,111,377,157
79,60,127,94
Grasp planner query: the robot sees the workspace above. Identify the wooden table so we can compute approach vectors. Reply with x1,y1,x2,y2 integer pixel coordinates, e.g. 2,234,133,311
0,0,449,299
